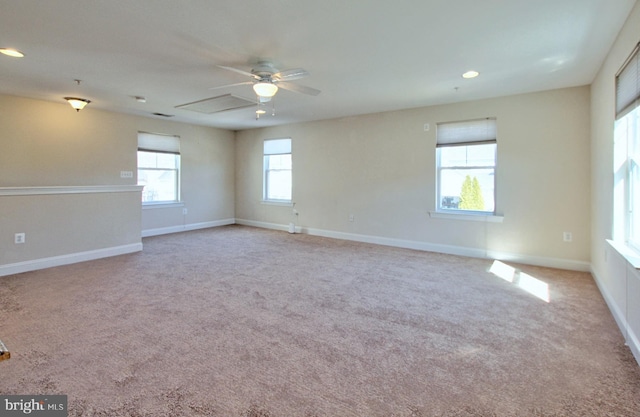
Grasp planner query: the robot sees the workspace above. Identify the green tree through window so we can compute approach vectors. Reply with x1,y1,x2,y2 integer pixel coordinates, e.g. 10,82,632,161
459,175,485,210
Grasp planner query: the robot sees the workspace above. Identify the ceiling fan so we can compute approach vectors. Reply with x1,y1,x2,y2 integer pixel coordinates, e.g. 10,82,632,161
212,61,321,101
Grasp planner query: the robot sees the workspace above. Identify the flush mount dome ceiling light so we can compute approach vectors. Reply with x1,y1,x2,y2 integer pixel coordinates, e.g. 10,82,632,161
253,81,278,98
0,48,25,58
462,70,480,79
64,97,91,112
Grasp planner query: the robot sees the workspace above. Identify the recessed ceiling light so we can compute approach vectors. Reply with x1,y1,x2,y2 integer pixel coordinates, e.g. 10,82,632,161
462,70,479,79
0,48,25,58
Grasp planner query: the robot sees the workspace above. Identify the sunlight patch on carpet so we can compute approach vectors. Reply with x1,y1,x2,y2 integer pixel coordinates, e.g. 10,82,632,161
489,260,516,283
489,260,550,302
518,272,550,302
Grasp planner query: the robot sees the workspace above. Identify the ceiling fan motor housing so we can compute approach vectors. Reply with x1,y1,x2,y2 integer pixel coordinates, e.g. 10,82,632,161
252,62,278,79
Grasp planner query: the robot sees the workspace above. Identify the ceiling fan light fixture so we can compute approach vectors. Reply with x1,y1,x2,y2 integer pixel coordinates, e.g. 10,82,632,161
64,97,91,112
0,48,25,58
253,82,278,98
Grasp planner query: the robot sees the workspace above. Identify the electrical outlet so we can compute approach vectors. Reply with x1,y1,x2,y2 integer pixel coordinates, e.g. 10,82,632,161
182,208,188,215
563,232,572,242
349,214,355,222
14,233,25,244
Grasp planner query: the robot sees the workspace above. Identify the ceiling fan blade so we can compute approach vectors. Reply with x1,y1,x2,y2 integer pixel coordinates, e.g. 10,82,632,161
273,68,309,81
277,81,321,96
209,81,253,90
217,65,259,79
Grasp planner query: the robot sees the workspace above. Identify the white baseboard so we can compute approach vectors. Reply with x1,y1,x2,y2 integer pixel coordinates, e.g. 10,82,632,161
235,218,293,232
0,243,143,277
142,218,236,238
1,219,236,277
485,250,591,272
235,219,590,272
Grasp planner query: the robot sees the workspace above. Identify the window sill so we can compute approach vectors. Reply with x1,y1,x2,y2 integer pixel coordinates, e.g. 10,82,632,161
607,240,640,269
261,200,294,207
429,211,504,223
142,201,184,210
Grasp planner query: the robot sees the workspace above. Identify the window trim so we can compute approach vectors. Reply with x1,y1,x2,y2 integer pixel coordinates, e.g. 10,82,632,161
436,144,497,215
613,41,640,257
137,132,181,206
263,138,292,203
429,210,504,223
435,119,498,216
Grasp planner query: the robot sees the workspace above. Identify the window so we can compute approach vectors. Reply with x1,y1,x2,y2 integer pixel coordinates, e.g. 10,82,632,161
137,132,181,204
614,42,640,251
436,118,497,213
263,138,292,202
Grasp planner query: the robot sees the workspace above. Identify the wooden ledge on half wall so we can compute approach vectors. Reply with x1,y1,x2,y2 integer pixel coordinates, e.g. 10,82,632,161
0,339,10,361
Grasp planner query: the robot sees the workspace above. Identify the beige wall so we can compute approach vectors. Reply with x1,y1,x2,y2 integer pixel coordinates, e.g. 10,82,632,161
138,119,236,233
0,95,235,273
236,86,591,269
590,1,640,362
0,84,593,272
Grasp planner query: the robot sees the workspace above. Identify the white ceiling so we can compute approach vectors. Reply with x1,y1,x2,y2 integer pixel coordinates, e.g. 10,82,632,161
0,0,636,130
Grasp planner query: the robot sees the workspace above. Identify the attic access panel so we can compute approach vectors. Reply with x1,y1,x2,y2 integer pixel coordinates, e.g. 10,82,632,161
176,94,255,114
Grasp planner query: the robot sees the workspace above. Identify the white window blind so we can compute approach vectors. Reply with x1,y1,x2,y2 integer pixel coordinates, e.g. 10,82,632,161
437,118,497,146
138,132,180,154
264,138,291,155
616,42,640,119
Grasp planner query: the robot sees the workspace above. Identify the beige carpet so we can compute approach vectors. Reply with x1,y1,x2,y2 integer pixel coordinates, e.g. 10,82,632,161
1,225,639,416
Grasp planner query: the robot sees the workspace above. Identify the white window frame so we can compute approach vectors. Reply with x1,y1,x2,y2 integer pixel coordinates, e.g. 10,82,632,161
614,42,640,253
263,138,292,204
435,118,498,216
137,132,181,206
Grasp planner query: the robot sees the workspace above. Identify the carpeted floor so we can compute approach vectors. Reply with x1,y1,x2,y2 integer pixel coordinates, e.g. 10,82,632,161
1,225,639,416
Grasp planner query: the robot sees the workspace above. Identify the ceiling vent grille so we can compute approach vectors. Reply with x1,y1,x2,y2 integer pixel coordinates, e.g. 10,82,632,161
176,94,255,114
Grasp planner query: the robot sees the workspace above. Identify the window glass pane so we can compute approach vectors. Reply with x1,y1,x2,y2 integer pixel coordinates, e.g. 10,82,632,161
137,150,180,203
138,169,178,202
440,143,496,167
264,152,292,201
137,151,178,169
630,162,640,244
156,153,177,169
268,154,292,170
440,168,495,212
137,151,157,168
267,170,292,200
440,146,468,168
628,107,640,249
